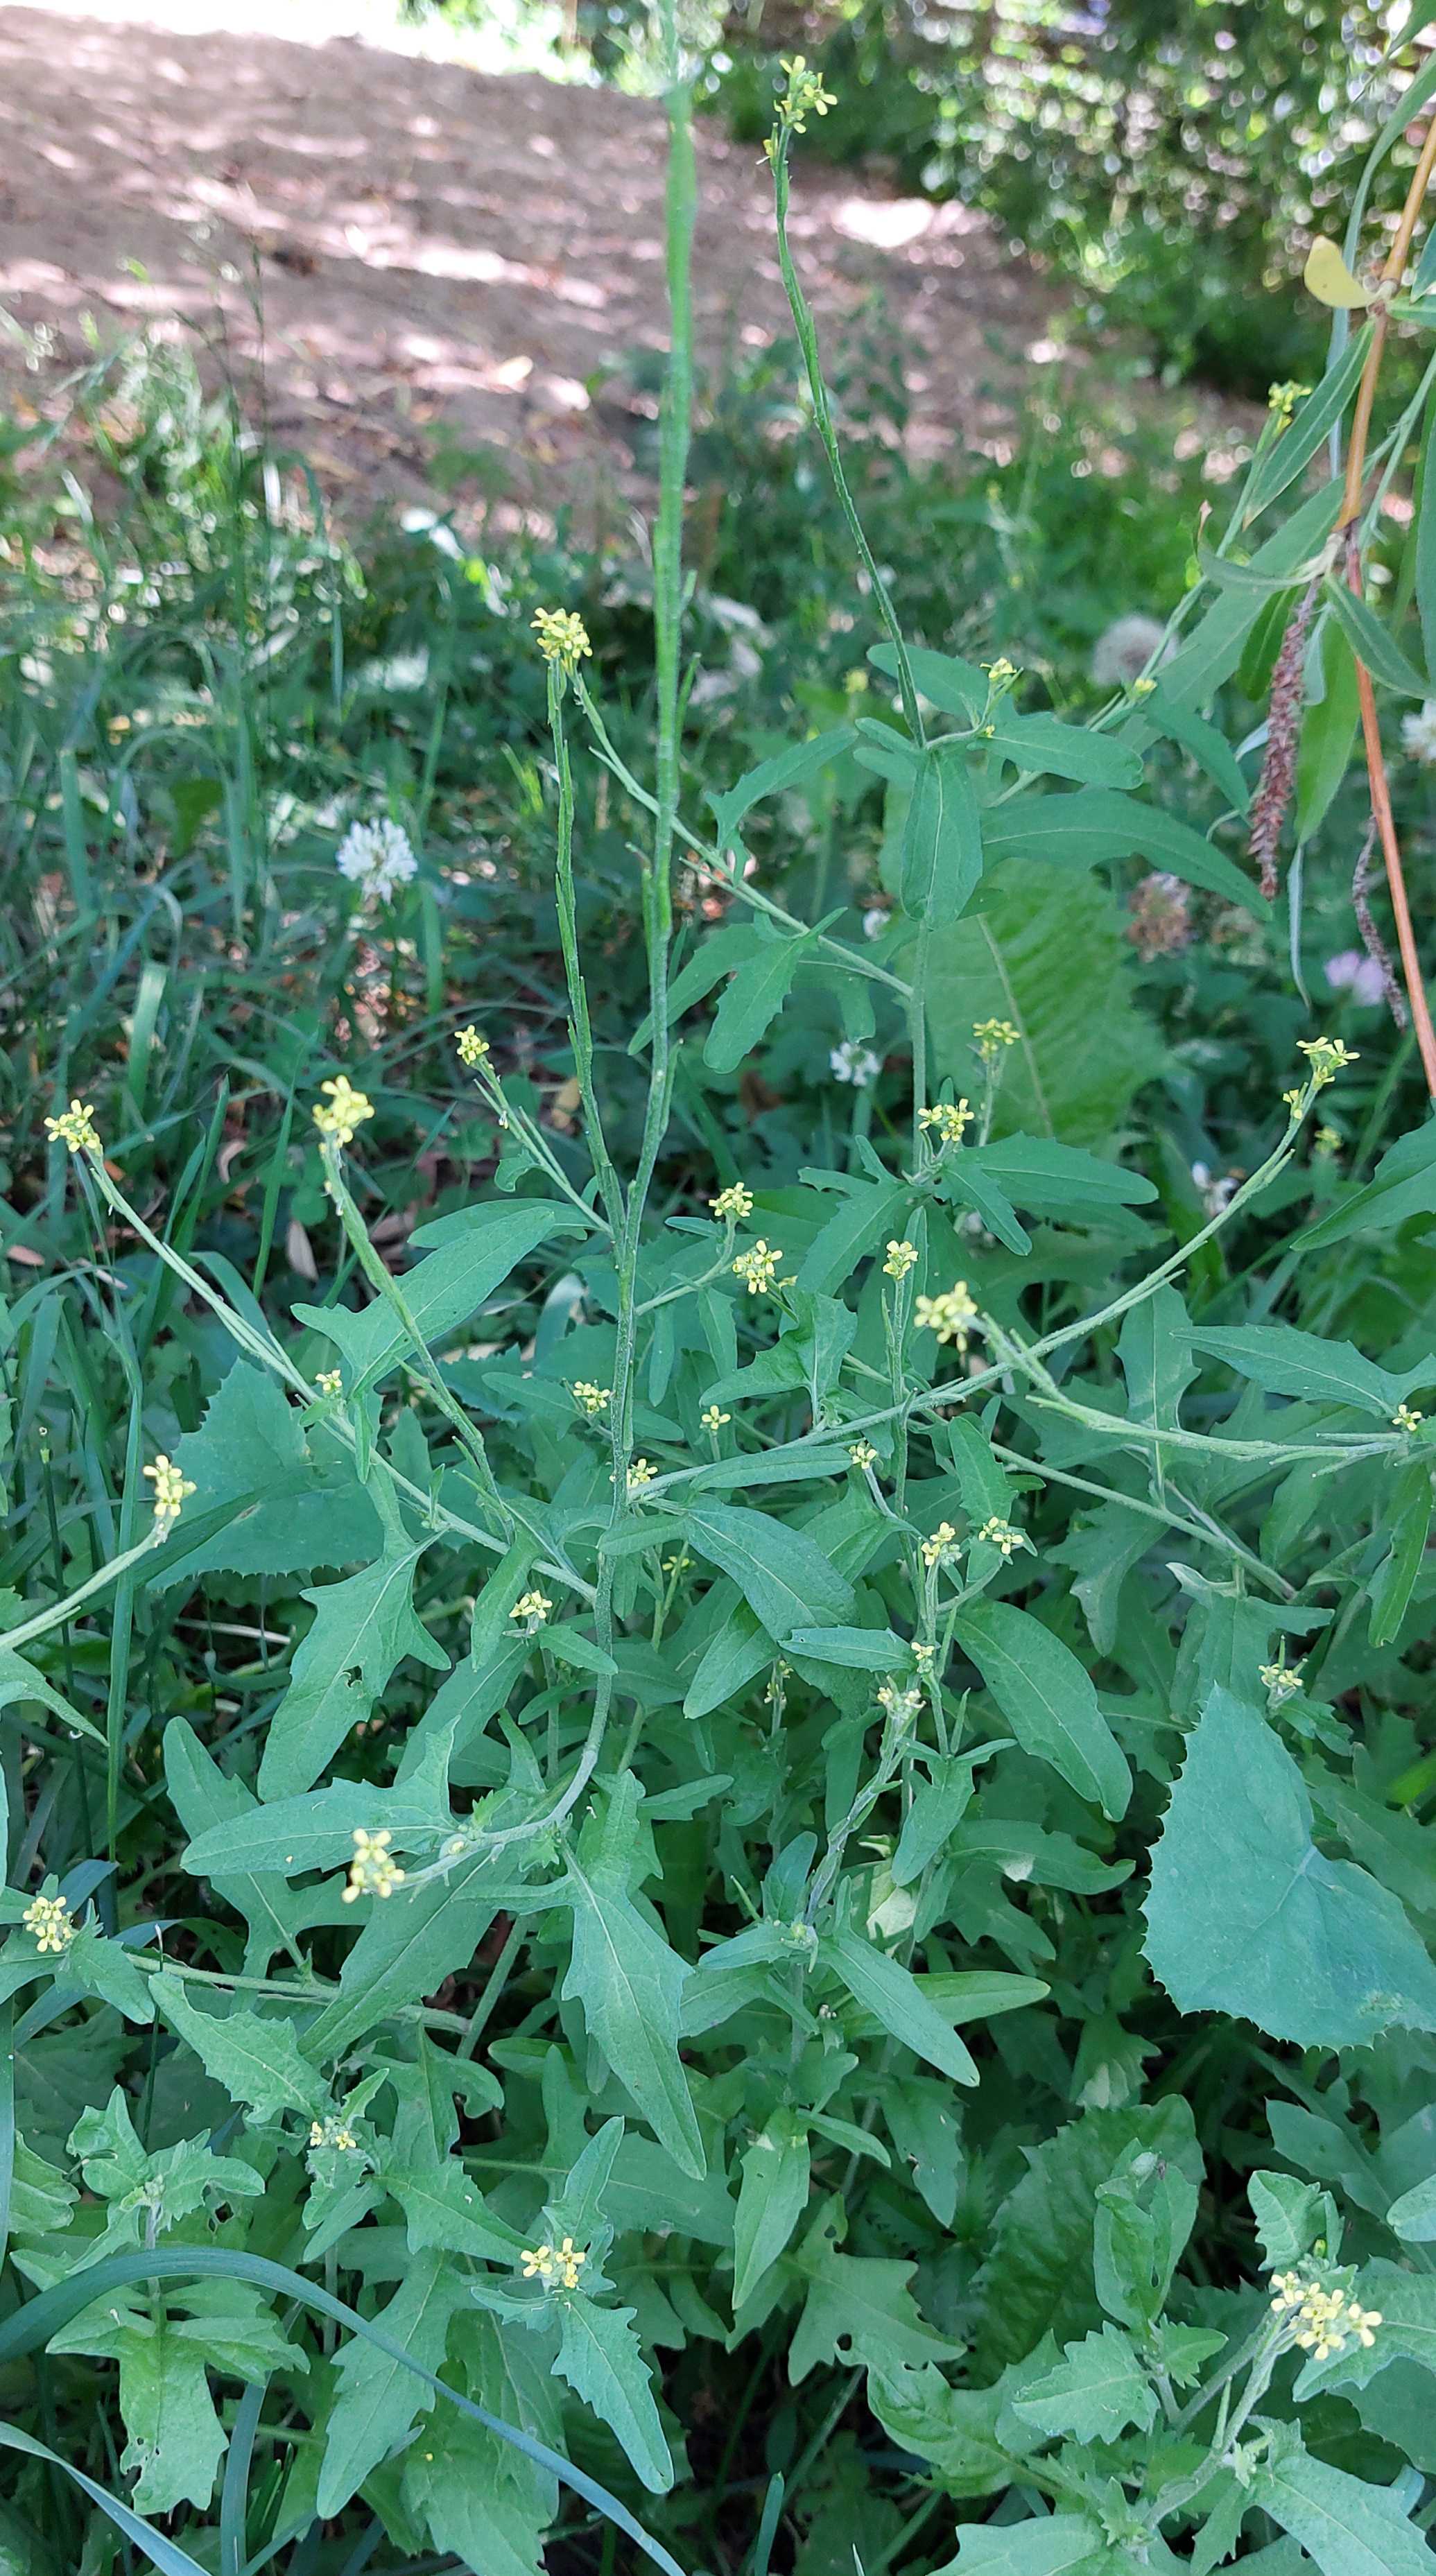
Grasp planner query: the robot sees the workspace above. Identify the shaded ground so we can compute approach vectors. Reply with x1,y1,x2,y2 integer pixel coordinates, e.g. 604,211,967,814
0,0,1062,518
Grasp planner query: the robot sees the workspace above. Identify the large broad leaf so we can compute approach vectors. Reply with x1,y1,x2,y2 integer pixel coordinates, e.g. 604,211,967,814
554,2298,673,2494
938,2518,1106,2576
704,926,816,1073
163,1720,334,1973
1009,2322,1157,2443
1252,2437,1436,2576
786,2208,960,2384
257,1539,448,1800
152,1978,327,2125
153,1363,382,1590
980,786,1263,913
869,640,987,723
296,1200,587,1392
1186,1322,1425,1419
1143,1688,1436,2048
954,1602,1131,1820
684,1502,856,1641
315,2252,461,2516
562,1773,703,2178
985,711,1143,790
926,863,1163,1146
820,1926,978,2084
901,740,983,925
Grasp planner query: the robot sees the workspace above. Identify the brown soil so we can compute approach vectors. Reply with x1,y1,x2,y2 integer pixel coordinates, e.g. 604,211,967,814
0,0,1062,517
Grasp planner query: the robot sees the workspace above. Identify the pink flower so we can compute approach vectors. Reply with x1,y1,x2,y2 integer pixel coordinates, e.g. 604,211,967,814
1325,950,1387,1008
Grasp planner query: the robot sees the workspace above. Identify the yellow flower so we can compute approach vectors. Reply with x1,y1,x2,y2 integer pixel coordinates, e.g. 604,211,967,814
1392,1403,1424,1433
313,1075,374,1147
627,1457,657,1492
556,2234,587,2290
702,1404,731,1431
512,1590,553,1632
973,1017,1019,1065
22,1893,76,1955
144,1454,195,1529
44,1099,101,1156
315,1369,343,1397
1272,2268,1381,2361
777,53,836,132
573,1381,612,1417
914,1281,980,1347
710,1182,754,1222
1282,1087,1305,1117
876,1679,922,1724
918,1099,974,1148
456,1026,491,1069
921,1521,960,1571
520,2236,587,2291
1130,675,1157,698
532,608,591,674
883,1238,917,1280
983,657,1020,690
733,1240,782,1295
521,2242,555,2282
1259,1659,1304,1703
309,2116,359,2152
974,1515,1031,1558
1296,1035,1358,1088
849,1439,879,1470
1268,379,1312,423
343,1827,405,1904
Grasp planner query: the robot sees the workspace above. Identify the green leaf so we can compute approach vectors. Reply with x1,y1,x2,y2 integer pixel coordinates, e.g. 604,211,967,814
553,2296,673,2493
562,1772,703,2178
404,2409,549,2576
257,1538,448,1799
821,1926,978,2085
901,741,983,925
386,2159,521,2265
709,725,857,853
153,1978,327,2123
795,1177,913,1295
1010,2322,1158,2443
704,928,815,1073
1296,1117,1436,1248
734,2112,811,2308
968,1134,1156,1212
869,640,987,723
1245,327,1374,519
1252,2438,1436,2576
153,1363,382,1590
787,2208,960,2383
0,2421,208,2576
1247,2171,1333,2270
1323,576,1430,698
112,2322,225,2514
315,2251,460,2517
1386,2174,1436,2241
1144,1688,1436,2048
1296,619,1361,841
182,1778,444,1881
940,2514,1105,2576
981,786,1264,913
1186,1322,1423,1418
297,1200,587,1393
543,1625,619,1676
1161,479,1341,707
784,1625,907,1670
684,1502,856,1641
1368,1460,1432,1649
1131,684,1252,815
985,710,1143,789
926,863,1164,1146
954,1602,1131,1819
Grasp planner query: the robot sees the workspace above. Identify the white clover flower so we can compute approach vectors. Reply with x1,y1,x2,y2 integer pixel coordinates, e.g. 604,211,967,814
1401,700,1436,766
830,1039,881,1088
335,817,419,902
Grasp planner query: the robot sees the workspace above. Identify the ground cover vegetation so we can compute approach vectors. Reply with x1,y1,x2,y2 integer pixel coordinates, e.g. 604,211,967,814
6,15,1436,2576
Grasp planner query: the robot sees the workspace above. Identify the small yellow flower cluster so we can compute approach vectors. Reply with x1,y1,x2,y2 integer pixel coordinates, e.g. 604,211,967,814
512,1590,552,1632
702,1404,731,1431
877,1679,922,1724
775,53,836,132
573,1381,612,1416
733,1240,783,1295
1314,1125,1342,1158
919,1099,974,1148
974,1018,1019,1065
315,1369,343,1397
521,2236,587,2290
309,2115,359,2152
849,1439,879,1471
921,1521,960,1571
144,1455,195,1528
1259,1660,1304,1703
628,1457,657,1493
1130,675,1157,698
1297,1035,1359,1089
711,1182,754,1222
914,1281,980,1349
1393,1403,1424,1433
1268,380,1312,423
343,1827,404,1904
44,1099,101,1156
883,1238,917,1280
532,609,591,675
313,1076,374,1147
975,1515,1030,1558
1270,2270,1381,2360
456,1026,491,1069
23,1894,76,1955
983,658,1020,691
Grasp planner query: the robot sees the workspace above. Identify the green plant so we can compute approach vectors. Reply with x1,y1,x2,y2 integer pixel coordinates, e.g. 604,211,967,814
7,27,1436,2576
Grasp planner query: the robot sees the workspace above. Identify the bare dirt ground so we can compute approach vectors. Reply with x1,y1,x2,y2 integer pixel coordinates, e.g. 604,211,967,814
0,0,1063,519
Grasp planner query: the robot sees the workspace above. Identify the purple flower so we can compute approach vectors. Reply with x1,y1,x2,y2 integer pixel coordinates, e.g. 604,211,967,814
1325,950,1387,1008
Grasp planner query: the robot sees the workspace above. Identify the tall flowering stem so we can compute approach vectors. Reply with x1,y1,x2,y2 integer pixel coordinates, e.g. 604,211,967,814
1338,110,1436,1097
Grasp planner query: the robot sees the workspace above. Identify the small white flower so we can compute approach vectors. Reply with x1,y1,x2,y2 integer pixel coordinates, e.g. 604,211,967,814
830,1039,881,1088
1325,949,1387,1007
862,904,890,941
1191,1161,1239,1218
1401,700,1436,766
335,817,419,902
1091,613,1168,689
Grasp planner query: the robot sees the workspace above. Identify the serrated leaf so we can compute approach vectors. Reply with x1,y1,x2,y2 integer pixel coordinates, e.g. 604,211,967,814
554,2297,673,2493
1010,2321,1157,2442
153,1363,382,1589
1253,2440,1433,2576
704,929,814,1073
153,1978,327,2123
1144,1688,1436,2047
954,1602,1131,1819
315,2251,460,2517
787,2213,960,2383
562,1772,703,2177
257,1539,448,1800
